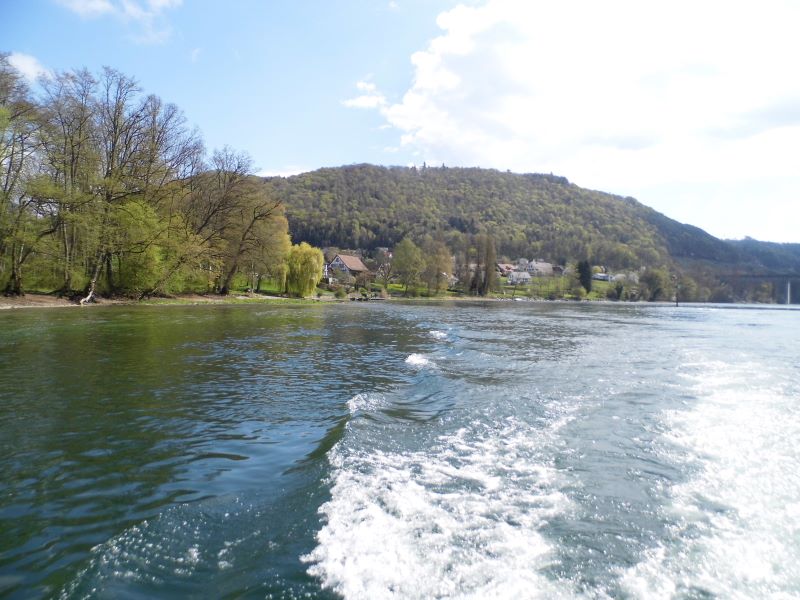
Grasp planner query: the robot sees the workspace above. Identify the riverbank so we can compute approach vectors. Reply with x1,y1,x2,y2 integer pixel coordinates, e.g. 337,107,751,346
0,291,695,310
0,293,96,309
0,292,545,310
0,292,307,310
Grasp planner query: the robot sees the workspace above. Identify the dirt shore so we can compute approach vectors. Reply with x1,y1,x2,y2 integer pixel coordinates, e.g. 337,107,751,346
0,293,138,310
0,293,283,310
0,291,353,310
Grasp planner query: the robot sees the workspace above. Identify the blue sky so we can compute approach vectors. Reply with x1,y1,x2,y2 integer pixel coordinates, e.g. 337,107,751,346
4,0,800,242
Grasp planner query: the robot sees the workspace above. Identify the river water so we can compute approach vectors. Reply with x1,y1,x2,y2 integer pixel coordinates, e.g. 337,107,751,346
0,301,798,599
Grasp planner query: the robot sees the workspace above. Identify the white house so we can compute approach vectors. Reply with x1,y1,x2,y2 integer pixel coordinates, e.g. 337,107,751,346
508,271,532,285
525,261,554,276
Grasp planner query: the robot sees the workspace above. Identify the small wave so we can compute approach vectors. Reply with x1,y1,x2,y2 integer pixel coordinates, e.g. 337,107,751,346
428,330,448,341
303,419,573,599
347,393,384,414
59,498,266,598
405,353,433,368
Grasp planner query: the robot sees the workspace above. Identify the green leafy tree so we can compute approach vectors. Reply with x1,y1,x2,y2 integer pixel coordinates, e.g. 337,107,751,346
285,242,323,297
480,234,497,296
374,247,393,288
422,238,452,295
392,237,423,294
252,213,291,293
577,260,592,294
469,234,497,296
640,267,671,301
112,200,166,295
217,175,287,294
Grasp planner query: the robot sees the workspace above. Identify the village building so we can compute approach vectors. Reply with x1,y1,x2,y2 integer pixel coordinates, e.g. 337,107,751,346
611,272,639,284
525,260,554,276
329,254,370,278
508,271,532,285
496,263,517,276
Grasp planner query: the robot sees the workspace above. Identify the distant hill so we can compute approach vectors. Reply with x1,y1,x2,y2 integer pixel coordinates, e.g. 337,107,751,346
264,164,798,279
725,238,800,273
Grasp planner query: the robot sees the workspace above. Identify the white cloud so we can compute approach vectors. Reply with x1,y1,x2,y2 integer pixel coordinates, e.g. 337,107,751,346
147,0,181,10
343,80,388,109
57,0,182,44
8,52,51,82
120,0,148,20
348,0,800,241
256,166,310,178
55,0,114,17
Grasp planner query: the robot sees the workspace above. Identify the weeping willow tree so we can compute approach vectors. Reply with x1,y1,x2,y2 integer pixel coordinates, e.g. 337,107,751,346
285,242,323,297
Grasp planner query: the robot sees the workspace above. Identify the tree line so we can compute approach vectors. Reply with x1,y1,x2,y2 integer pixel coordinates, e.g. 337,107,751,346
0,55,322,299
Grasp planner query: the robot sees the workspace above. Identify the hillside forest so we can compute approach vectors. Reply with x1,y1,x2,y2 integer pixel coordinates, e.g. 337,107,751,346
2,57,799,303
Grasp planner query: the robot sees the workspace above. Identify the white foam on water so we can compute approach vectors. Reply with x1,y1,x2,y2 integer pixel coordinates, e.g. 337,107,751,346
347,393,385,414
428,330,449,340
621,355,800,598
405,353,434,368
304,417,575,599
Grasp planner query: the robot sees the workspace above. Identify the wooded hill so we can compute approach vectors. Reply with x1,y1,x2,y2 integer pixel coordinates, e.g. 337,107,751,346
266,163,800,280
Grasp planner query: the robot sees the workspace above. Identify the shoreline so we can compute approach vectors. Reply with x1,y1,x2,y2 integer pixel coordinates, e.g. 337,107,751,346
0,292,304,311
2,292,789,312
0,292,549,310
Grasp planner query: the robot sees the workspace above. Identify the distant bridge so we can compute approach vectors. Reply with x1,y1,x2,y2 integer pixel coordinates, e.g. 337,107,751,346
713,272,797,303
714,272,800,279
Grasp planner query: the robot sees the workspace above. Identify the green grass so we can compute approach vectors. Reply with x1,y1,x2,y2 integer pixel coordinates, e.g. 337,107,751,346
498,276,614,300
139,295,292,306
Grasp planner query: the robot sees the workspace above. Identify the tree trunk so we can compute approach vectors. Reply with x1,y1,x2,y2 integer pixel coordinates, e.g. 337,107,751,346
4,271,23,296
4,260,23,296
105,252,114,294
219,259,238,295
80,255,104,305
4,243,24,296
60,220,73,295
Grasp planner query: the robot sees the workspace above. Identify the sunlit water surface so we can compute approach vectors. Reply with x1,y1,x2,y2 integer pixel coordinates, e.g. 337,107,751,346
1,301,798,599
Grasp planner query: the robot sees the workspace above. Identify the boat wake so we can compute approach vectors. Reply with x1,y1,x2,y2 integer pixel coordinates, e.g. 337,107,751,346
621,354,800,598
304,416,575,599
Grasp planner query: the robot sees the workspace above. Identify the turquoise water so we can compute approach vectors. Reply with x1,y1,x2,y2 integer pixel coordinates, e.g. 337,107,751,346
1,302,798,598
